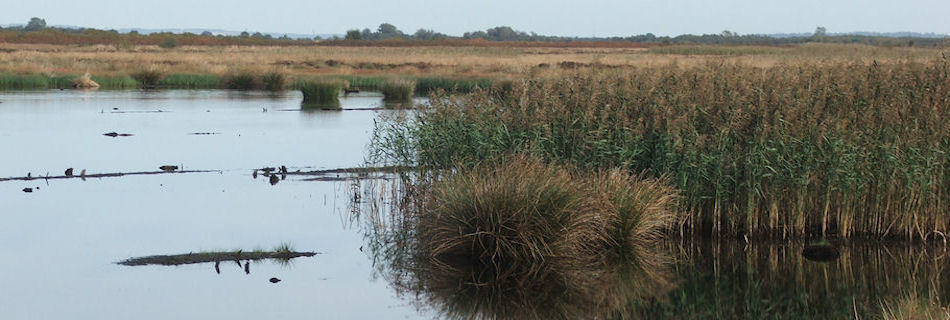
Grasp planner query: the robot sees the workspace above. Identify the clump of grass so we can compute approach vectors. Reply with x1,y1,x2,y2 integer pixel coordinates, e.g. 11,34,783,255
379,78,416,105
358,156,679,320
417,156,605,263
260,71,286,91
590,170,680,258
131,69,166,88
297,79,343,109
223,72,258,90
273,242,295,254
159,74,220,89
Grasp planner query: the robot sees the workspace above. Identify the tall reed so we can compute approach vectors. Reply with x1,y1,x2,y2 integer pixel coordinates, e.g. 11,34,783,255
379,78,415,105
371,58,950,239
297,79,343,109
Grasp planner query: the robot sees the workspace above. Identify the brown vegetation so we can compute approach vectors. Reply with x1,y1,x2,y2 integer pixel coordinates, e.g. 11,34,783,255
0,42,946,81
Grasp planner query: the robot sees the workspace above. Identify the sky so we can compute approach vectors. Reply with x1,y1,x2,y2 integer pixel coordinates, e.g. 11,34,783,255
2,0,949,37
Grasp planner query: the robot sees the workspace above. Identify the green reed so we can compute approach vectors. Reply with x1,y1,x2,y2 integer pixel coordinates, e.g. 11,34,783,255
297,79,343,109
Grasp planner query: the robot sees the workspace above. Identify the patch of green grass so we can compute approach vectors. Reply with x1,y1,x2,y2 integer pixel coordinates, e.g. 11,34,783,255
0,73,48,89
91,75,138,89
159,74,220,89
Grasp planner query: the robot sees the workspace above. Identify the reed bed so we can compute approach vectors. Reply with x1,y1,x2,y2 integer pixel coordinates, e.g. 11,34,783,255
371,58,950,240
379,78,415,104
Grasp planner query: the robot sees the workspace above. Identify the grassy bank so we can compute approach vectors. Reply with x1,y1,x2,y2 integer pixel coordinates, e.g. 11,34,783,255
371,58,950,240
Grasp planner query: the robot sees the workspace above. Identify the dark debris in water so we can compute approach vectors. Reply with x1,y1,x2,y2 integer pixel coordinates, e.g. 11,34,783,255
103,132,134,137
116,250,319,266
0,168,220,182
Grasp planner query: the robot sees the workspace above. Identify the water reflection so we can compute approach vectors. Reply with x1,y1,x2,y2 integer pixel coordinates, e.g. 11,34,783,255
637,240,950,319
351,178,950,319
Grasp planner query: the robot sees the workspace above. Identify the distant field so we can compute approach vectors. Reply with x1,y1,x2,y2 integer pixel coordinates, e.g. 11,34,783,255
0,43,946,82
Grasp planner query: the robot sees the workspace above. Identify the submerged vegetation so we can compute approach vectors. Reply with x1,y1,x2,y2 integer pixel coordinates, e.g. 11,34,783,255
372,58,950,240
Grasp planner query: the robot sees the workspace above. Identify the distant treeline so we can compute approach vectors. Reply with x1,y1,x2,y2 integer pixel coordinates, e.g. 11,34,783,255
343,24,950,47
2,17,948,47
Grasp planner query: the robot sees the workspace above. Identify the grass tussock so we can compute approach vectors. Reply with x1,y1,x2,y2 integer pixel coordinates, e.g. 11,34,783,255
222,72,258,90
131,68,166,88
260,71,287,91
372,58,950,240
297,79,343,109
360,156,679,319
379,78,415,105
159,74,220,89
418,156,606,263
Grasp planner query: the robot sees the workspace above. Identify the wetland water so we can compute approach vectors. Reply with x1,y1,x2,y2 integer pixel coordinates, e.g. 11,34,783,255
1,90,947,319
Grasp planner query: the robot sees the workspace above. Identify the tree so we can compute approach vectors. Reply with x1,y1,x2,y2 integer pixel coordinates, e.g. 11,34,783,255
376,23,404,39
345,29,362,40
413,29,446,40
24,17,46,31
814,26,827,37
201,31,213,36
239,31,250,38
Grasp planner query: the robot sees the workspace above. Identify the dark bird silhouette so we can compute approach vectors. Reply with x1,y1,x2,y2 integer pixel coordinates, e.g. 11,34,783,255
269,277,281,283
252,169,258,179
269,174,280,185
802,242,840,262
261,167,276,173
65,168,74,176
280,165,288,174
159,165,179,172
26,172,32,180
244,261,250,274
22,187,33,193
214,261,221,274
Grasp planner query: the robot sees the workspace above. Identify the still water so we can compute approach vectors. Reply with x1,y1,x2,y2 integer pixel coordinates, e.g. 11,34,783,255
1,90,947,319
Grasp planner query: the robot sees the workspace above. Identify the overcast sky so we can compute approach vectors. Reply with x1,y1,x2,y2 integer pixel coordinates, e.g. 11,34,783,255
2,0,948,37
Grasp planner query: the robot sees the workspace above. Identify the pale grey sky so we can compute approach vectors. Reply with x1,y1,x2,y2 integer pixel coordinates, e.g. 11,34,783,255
2,0,948,37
